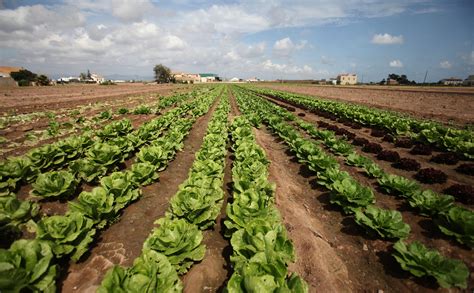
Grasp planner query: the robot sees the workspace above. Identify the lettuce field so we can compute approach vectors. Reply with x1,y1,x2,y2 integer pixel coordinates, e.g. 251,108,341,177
0,84,473,292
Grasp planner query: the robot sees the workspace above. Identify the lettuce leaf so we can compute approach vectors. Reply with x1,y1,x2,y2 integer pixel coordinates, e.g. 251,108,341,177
393,240,469,288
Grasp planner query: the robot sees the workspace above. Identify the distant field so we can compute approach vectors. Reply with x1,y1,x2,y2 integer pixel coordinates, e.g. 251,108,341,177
0,83,184,114
258,83,474,125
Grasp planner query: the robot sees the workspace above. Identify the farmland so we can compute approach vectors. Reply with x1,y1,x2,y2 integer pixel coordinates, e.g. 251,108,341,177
0,83,473,292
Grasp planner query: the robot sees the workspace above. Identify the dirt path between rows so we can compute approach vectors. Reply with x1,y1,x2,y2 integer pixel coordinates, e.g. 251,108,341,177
253,126,424,292
182,90,236,292
60,98,219,293
261,95,474,203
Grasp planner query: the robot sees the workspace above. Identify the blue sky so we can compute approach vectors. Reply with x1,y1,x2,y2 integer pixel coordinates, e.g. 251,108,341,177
0,0,473,81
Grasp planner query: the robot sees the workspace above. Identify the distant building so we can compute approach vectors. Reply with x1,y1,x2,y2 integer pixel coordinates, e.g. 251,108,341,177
57,76,80,83
463,75,474,86
199,73,220,83
440,77,463,86
173,72,200,83
337,73,357,85
246,77,260,82
387,78,399,85
91,73,105,84
229,77,241,82
0,66,22,87
0,66,23,77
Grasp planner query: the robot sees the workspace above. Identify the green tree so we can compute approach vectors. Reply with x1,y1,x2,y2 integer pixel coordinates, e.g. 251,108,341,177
10,69,37,86
36,74,50,86
387,73,414,85
153,64,173,83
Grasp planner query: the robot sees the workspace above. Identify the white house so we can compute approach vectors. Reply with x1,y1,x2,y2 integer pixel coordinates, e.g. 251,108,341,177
440,77,463,86
91,73,105,84
199,73,219,82
246,77,260,83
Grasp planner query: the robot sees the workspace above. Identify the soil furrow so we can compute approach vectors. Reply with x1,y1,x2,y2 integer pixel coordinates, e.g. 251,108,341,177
59,97,219,293
262,94,474,192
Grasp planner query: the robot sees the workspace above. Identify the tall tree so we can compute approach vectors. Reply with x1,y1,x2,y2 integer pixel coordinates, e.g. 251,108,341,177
36,74,50,86
10,69,37,86
153,64,172,83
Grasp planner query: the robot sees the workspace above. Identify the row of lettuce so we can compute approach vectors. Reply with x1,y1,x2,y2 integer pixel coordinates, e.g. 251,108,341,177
97,93,230,291
241,87,474,250
1,89,186,157
224,116,308,292
0,88,220,292
0,88,207,241
1,89,200,197
248,87,474,160
233,86,470,289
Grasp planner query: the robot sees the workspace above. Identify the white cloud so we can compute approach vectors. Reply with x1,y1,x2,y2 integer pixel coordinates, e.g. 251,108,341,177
468,51,474,65
111,0,153,22
261,59,313,75
320,55,334,65
0,4,85,33
0,1,441,79
372,33,404,45
64,0,155,22
439,60,452,69
389,60,403,67
224,42,266,62
273,37,306,56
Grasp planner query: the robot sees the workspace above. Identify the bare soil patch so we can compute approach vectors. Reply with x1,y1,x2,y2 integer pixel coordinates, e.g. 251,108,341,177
0,83,184,114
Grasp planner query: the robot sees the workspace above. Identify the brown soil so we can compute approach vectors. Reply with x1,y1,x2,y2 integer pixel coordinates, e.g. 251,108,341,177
182,88,237,292
182,151,232,293
0,83,185,114
262,95,474,203
60,98,219,293
0,94,156,142
253,123,474,292
258,84,474,125
246,90,474,292
1,111,158,160
0,85,187,159
4,85,473,292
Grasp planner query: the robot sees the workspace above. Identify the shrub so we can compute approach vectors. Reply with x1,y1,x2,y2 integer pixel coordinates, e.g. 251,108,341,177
382,134,396,143
410,144,432,156
377,150,401,162
392,158,421,171
117,108,129,114
444,184,474,204
370,129,386,137
415,168,447,184
395,139,414,148
352,137,369,146
362,143,383,154
456,163,474,176
431,153,459,165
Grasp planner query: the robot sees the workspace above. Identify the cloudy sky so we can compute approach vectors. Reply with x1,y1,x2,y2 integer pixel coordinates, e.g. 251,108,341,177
0,0,473,81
